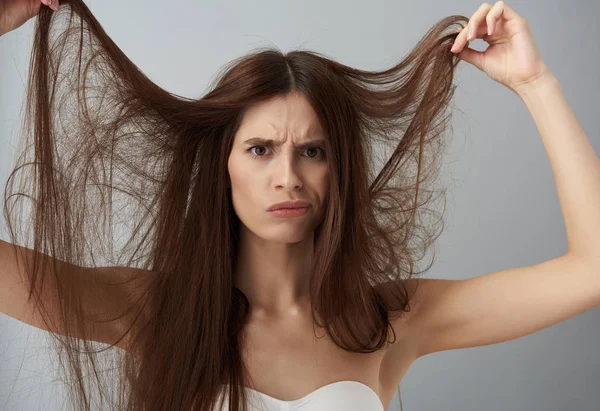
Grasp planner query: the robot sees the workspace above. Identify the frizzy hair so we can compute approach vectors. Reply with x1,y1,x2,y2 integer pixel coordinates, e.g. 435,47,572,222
2,0,467,410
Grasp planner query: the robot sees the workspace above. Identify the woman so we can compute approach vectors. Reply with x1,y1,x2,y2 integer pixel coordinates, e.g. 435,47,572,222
1,1,598,410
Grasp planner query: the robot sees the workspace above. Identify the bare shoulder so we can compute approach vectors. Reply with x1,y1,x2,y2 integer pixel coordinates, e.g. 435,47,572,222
376,278,424,396
374,278,424,363
382,277,455,346
378,277,456,365
86,264,155,351
375,277,428,335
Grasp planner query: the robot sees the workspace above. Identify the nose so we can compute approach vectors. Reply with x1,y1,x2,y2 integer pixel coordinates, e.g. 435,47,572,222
274,154,303,190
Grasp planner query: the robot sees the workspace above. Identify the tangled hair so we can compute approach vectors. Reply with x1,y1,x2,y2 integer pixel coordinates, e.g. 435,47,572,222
2,0,468,409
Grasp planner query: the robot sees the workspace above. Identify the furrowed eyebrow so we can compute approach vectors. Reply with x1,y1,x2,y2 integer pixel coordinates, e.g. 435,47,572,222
243,137,325,149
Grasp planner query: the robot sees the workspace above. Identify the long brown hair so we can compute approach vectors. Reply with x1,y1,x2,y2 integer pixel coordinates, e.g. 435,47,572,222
3,1,467,409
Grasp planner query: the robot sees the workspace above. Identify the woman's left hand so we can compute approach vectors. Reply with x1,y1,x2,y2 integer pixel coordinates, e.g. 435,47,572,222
450,1,552,95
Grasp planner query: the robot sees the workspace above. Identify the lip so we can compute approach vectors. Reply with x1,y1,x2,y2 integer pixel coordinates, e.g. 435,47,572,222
267,200,311,211
268,207,310,218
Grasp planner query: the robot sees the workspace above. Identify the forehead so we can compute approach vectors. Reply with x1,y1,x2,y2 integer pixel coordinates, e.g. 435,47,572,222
235,93,326,141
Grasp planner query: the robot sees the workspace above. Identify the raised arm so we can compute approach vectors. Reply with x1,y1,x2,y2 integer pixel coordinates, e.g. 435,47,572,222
0,239,149,351
385,2,600,368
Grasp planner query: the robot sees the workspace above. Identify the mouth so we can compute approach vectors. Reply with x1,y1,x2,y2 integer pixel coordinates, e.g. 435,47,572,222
267,206,310,218
266,200,311,211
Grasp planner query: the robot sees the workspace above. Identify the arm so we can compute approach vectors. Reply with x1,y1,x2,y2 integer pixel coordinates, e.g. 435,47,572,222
517,74,600,264
0,239,149,351
399,73,600,359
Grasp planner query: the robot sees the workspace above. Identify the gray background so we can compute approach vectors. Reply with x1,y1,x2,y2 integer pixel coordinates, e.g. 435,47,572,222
1,0,599,410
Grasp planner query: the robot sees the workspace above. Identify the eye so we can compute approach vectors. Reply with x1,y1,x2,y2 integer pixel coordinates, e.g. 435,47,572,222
248,145,268,158
247,145,326,160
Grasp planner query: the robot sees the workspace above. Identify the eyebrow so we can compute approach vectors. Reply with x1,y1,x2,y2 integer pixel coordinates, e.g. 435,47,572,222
243,137,326,149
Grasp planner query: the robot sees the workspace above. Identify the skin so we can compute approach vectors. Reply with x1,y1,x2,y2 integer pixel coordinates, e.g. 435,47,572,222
227,91,330,320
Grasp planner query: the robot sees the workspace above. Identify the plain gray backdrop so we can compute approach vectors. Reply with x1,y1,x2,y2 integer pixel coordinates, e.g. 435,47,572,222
1,0,599,410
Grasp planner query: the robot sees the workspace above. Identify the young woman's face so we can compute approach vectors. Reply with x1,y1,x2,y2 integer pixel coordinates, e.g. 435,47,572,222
227,92,329,243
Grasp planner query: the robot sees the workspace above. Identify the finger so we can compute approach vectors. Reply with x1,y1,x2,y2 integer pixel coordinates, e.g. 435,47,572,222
451,25,469,53
456,45,485,71
495,1,526,24
467,3,493,41
485,2,506,36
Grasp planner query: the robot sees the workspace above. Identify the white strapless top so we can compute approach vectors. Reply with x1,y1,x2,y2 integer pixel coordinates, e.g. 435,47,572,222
218,380,385,410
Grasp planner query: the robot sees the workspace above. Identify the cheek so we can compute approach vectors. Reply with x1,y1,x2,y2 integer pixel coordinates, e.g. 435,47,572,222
227,155,248,188
229,172,261,217
229,165,254,194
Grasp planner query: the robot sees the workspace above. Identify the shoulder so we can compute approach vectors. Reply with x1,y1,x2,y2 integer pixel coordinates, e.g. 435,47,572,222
379,277,461,358
376,278,424,394
89,266,155,350
375,277,434,352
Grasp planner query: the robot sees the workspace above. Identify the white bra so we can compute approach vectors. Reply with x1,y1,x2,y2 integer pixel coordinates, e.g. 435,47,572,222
218,380,385,410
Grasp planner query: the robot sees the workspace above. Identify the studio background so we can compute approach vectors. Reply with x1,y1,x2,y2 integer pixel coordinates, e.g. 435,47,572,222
1,1,599,410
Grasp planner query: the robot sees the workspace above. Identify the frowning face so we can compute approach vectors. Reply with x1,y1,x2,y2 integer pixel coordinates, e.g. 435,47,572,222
227,91,329,243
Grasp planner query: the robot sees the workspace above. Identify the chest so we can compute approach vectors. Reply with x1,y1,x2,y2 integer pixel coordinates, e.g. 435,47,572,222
239,314,416,410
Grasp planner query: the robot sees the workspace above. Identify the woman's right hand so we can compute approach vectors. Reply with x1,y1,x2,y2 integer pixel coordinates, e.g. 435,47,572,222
0,0,59,37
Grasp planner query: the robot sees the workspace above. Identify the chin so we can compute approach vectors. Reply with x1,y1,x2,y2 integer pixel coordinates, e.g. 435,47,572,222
259,228,312,244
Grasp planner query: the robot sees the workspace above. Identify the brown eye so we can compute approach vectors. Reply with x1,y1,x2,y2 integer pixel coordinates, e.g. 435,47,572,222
306,147,326,159
306,147,319,157
249,146,267,157
247,145,325,160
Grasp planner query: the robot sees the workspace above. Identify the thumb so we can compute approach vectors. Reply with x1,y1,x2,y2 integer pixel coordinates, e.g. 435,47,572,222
457,46,485,71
